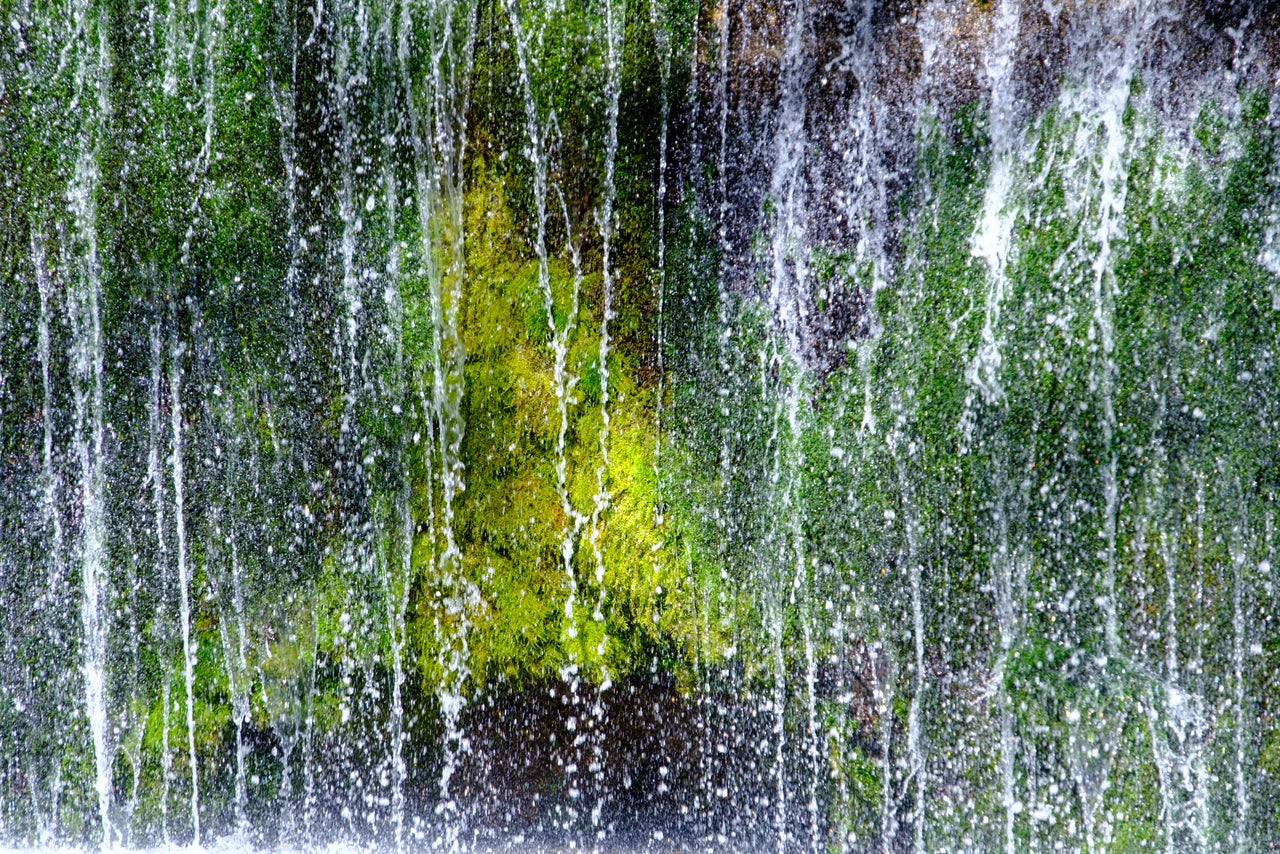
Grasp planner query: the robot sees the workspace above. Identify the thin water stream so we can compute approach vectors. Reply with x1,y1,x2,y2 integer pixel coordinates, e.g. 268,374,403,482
2,0,1279,850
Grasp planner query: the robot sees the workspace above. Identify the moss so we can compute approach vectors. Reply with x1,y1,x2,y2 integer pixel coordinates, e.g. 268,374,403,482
4,0,1280,842
404,159,688,689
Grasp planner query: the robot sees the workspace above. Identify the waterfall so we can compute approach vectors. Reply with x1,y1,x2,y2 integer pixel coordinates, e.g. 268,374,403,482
650,0,671,527
227,533,252,833
969,5,1022,850
2,0,1279,849
169,343,201,844
33,234,63,597
147,325,175,844
65,0,113,840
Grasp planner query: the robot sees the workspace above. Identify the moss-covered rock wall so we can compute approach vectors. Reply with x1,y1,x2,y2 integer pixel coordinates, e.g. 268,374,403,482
2,0,1279,849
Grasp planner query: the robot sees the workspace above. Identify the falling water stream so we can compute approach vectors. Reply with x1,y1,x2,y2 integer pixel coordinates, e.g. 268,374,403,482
3,0,1280,850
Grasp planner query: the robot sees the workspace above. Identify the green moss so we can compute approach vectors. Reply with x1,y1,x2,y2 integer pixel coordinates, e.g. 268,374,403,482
404,161,688,689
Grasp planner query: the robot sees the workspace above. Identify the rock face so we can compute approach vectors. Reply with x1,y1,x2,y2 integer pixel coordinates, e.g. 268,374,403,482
685,0,1280,375
453,674,716,843
3,0,1280,848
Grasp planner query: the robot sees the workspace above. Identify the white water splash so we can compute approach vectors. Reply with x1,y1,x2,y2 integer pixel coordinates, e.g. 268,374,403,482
169,342,201,845
66,5,113,841
966,0,1022,408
